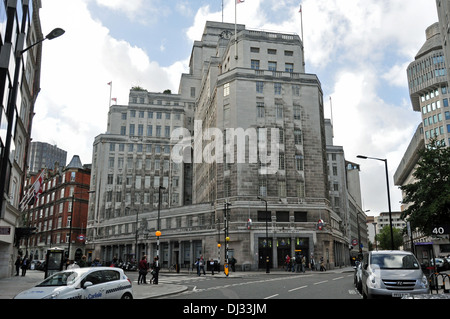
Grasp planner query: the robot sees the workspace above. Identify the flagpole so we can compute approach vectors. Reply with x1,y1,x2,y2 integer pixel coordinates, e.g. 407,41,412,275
108,81,112,107
299,4,305,69
235,0,237,59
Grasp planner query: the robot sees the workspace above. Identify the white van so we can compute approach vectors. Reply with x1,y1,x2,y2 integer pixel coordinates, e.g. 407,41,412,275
361,250,429,299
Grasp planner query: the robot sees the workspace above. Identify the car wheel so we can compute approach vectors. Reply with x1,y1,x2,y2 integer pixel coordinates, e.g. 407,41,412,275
121,293,133,299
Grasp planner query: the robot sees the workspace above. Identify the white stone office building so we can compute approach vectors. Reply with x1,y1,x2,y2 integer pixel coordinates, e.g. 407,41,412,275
86,21,351,270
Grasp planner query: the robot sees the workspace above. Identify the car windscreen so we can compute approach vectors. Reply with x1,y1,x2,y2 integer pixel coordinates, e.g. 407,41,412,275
370,254,420,269
37,272,79,287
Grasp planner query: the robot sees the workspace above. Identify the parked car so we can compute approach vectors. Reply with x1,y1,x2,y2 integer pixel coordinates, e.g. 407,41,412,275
361,250,429,299
14,267,133,299
353,262,362,293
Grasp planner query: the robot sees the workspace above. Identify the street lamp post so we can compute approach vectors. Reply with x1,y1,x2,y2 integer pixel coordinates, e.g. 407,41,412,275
68,190,94,260
156,186,165,264
0,28,65,213
357,155,394,250
126,207,139,262
223,202,231,276
257,196,270,273
372,222,378,251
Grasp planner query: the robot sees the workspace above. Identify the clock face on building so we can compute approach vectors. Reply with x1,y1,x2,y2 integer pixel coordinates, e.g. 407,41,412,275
220,30,233,39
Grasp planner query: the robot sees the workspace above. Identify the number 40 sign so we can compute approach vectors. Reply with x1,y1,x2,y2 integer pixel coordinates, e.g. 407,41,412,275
431,224,450,235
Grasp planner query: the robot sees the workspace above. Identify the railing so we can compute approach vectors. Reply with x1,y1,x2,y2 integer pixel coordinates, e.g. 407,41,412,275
429,272,450,294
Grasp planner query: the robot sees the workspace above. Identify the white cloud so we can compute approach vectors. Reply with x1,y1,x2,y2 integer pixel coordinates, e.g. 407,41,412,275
36,0,180,163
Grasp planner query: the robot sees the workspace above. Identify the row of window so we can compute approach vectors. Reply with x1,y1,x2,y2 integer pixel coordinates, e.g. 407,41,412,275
122,110,182,120
251,59,294,73
424,125,449,140
109,143,170,154
224,82,302,97
256,102,302,120
256,180,305,198
422,98,448,114
120,124,178,137
423,112,449,126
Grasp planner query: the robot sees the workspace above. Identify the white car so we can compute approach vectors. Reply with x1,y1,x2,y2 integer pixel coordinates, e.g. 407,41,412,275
14,267,133,299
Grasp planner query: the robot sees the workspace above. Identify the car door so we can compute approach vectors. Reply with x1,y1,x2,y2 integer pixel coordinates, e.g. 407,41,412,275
101,269,124,299
361,253,369,293
80,270,106,299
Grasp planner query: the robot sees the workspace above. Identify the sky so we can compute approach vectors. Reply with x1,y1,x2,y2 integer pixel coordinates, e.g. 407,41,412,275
33,0,438,216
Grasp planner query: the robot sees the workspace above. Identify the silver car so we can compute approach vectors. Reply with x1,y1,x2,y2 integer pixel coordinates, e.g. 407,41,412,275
361,250,429,299
14,267,133,299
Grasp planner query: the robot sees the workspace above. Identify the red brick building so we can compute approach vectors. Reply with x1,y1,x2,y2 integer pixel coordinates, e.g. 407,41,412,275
19,155,92,263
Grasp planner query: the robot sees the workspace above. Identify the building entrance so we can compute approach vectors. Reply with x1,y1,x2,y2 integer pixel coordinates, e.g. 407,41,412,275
258,238,273,269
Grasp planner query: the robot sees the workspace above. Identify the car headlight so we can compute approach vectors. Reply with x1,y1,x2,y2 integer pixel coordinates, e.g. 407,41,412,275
418,275,429,289
43,291,60,299
367,273,381,289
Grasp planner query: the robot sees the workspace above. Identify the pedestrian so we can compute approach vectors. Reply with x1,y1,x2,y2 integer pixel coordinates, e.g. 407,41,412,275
285,255,290,271
295,255,301,272
301,255,306,273
151,256,160,284
78,255,87,268
230,256,237,272
195,258,200,275
320,257,326,271
138,255,149,284
210,259,215,275
310,255,315,271
199,255,206,275
15,256,21,276
21,256,29,276
291,256,296,272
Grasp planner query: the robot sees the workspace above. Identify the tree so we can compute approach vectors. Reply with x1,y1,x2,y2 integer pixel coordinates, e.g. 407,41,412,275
375,225,403,250
400,139,450,236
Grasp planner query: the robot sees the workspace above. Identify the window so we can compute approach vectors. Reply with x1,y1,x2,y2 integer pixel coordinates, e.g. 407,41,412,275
250,47,260,53
276,104,283,118
267,49,276,55
251,60,260,69
138,124,144,136
259,179,267,197
284,50,293,56
285,63,294,72
276,211,289,222
278,153,285,170
258,211,270,222
268,61,277,71
129,124,135,136
278,181,286,198
294,129,302,144
294,212,307,222
224,83,230,96
257,102,265,118
256,81,264,93
294,106,301,120
295,155,304,171
274,83,282,95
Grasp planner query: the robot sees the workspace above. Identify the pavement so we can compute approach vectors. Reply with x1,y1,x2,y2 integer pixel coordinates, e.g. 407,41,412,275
1,266,448,299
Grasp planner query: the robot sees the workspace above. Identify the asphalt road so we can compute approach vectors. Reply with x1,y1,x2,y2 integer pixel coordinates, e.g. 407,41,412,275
144,271,361,299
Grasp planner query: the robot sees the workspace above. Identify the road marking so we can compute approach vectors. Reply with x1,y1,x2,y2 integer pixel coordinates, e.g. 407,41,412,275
314,280,328,285
288,285,308,292
333,276,344,280
264,294,279,299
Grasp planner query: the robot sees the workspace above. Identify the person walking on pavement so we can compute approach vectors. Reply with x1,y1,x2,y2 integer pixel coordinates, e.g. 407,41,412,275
199,255,206,275
151,256,160,284
320,256,326,271
210,259,215,275
138,255,149,284
301,255,306,273
15,256,21,276
21,256,29,276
